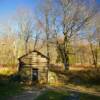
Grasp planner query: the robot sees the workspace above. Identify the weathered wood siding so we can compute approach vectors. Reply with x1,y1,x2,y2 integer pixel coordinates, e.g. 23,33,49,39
19,51,48,84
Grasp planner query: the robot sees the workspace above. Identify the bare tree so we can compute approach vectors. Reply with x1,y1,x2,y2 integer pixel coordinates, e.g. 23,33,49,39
88,28,100,68
0,22,18,65
35,0,98,70
37,0,53,65
51,0,98,70
15,8,34,53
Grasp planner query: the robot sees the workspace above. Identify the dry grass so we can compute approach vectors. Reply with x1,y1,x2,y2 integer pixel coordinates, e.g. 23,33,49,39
69,64,95,71
65,83,100,94
0,67,17,76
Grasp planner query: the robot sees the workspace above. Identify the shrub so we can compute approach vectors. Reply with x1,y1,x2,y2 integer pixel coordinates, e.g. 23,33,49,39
68,69,100,85
9,74,21,82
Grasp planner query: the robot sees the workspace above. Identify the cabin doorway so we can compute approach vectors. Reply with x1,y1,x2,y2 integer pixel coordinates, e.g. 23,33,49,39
32,68,38,83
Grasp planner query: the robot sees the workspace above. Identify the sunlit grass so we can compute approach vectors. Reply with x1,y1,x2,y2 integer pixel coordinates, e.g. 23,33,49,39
0,67,17,76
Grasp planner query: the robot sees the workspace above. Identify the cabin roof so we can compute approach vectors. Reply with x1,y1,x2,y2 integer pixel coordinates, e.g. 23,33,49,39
18,50,49,60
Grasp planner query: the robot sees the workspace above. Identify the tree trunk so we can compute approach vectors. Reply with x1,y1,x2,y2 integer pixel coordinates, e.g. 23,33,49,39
64,51,69,70
25,41,28,53
90,43,98,68
57,43,69,70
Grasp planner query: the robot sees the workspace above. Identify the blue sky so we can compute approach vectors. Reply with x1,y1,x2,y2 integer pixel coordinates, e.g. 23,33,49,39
0,0,99,22
0,0,40,21
96,0,100,4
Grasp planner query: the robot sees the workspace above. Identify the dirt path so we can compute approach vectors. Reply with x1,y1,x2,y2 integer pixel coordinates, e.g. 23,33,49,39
9,88,45,100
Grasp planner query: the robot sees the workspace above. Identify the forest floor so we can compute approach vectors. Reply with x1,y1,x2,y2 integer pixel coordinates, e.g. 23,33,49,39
9,87,45,100
0,67,100,100
7,85,100,100
35,85,100,100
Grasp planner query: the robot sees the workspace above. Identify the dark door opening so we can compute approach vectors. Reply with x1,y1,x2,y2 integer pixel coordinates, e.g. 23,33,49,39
32,68,38,83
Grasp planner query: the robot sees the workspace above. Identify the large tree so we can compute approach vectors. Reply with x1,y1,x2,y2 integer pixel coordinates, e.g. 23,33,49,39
36,0,98,70
51,0,98,70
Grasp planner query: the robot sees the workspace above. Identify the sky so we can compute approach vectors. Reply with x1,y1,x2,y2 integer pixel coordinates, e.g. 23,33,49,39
0,0,99,27
0,0,100,21
0,0,40,21
96,0,100,4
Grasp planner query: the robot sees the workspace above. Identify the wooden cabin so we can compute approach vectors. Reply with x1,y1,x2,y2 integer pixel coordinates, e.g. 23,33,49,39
18,50,49,84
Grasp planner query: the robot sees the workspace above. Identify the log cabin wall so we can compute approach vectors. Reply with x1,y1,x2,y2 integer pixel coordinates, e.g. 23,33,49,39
18,50,49,84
